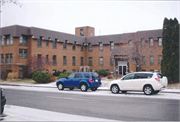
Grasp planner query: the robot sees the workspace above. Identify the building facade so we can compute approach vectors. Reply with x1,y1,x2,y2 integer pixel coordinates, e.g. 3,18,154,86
0,25,162,78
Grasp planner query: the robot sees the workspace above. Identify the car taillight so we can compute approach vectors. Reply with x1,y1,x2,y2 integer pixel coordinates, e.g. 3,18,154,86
155,78,160,81
89,78,93,82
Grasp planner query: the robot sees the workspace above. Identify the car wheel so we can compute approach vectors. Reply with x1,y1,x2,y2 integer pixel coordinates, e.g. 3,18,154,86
57,83,64,90
1,107,4,115
80,84,88,92
153,90,160,94
143,85,153,95
111,85,119,94
69,87,74,90
91,87,97,91
121,91,127,93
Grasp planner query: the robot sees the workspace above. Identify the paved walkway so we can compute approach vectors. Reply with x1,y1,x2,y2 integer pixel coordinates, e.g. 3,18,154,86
0,81,180,93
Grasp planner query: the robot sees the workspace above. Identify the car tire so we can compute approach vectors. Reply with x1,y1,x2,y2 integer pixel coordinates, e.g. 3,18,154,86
80,83,88,92
143,85,153,95
121,91,127,93
111,85,119,94
69,87,74,90
1,107,4,115
57,83,64,90
91,87,97,91
153,90,160,94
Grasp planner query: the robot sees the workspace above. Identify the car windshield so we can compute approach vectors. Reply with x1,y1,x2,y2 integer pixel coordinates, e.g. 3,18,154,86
92,72,99,78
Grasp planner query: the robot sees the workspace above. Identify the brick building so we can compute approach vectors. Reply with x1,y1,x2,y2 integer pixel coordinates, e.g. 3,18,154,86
0,25,162,78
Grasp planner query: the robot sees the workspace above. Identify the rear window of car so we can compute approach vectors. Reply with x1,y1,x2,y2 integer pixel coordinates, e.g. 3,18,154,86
83,73,90,78
157,73,163,78
92,72,99,78
134,73,153,79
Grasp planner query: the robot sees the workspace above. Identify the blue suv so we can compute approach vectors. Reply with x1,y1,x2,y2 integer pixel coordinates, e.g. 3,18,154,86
56,72,101,92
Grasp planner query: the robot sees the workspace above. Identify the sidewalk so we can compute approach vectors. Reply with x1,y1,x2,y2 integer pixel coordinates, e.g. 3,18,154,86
0,81,180,93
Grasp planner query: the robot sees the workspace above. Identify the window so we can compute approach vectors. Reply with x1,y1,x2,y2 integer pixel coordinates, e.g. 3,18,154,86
141,38,145,46
75,73,82,78
72,42,76,50
134,73,153,79
1,37,4,46
68,73,75,79
72,69,76,73
142,56,145,64
80,29,84,36
158,55,162,64
19,35,28,46
81,57,83,66
53,55,56,64
38,37,42,47
72,56,75,65
6,35,13,45
110,58,114,66
6,54,13,63
84,73,90,78
46,55,49,63
1,54,4,63
63,56,66,65
99,57,103,65
46,70,49,74
99,42,103,51
53,39,57,48
110,42,114,50
122,73,134,80
150,69,154,72
150,56,154,65
150,38,153,46
63,70,66,72
53,70,56,74
88,43,92,51
19,49,28,58
158,37,162,46
19,66,23,78
46,40,49,46
81,43,84,51
92,72,100,78
37,54,41,63
129,40,133,46
89,57,92,66
63,40,67,49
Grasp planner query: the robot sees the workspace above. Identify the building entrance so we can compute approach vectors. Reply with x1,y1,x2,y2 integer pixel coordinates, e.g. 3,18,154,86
118,61,127,76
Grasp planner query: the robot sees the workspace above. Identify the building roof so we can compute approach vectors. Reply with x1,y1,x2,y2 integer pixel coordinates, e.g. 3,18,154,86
0,25,162,45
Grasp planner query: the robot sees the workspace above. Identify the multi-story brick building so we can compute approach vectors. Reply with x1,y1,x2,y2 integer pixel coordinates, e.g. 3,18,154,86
0,25,162,78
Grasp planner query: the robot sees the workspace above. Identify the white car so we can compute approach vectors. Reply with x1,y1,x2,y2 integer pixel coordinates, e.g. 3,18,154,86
108,72,168,95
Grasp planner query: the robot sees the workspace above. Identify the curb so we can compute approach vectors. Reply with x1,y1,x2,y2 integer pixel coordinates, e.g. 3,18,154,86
1,83,180,94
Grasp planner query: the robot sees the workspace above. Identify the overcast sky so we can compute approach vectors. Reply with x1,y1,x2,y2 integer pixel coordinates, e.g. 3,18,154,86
1,0,180,36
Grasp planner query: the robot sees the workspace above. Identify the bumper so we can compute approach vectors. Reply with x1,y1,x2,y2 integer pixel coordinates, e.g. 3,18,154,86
89,82,101,88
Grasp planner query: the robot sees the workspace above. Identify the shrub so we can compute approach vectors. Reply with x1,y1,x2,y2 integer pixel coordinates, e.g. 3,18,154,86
53,70,61,76
50,76,57,82
28,71,37,78
57,72,71,79
95,69,108,77
32,71,51,83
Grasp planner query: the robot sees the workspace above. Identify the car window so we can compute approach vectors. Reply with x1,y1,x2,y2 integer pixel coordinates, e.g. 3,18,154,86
123,74,134,80
68,73,75,79
134,73,153,79
84,73,90,78
92,72,99,78
157,73,162,78
75,73,82,78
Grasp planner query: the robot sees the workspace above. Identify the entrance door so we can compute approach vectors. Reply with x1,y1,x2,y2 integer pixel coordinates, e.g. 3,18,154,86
118,65,127,76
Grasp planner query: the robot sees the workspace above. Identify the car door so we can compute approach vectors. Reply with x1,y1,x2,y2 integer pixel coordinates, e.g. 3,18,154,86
72,73,82,87
119,73,135,90
64,73,75,87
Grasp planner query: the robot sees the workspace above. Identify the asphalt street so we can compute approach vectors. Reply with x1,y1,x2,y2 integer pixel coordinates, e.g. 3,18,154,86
2,87,180,121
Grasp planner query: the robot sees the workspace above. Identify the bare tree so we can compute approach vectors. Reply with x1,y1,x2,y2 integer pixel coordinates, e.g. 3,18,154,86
26,55,53,74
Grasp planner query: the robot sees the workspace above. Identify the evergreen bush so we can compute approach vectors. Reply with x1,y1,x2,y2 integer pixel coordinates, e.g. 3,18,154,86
32,71,51,83
95,69,108,77
57,72,71,79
